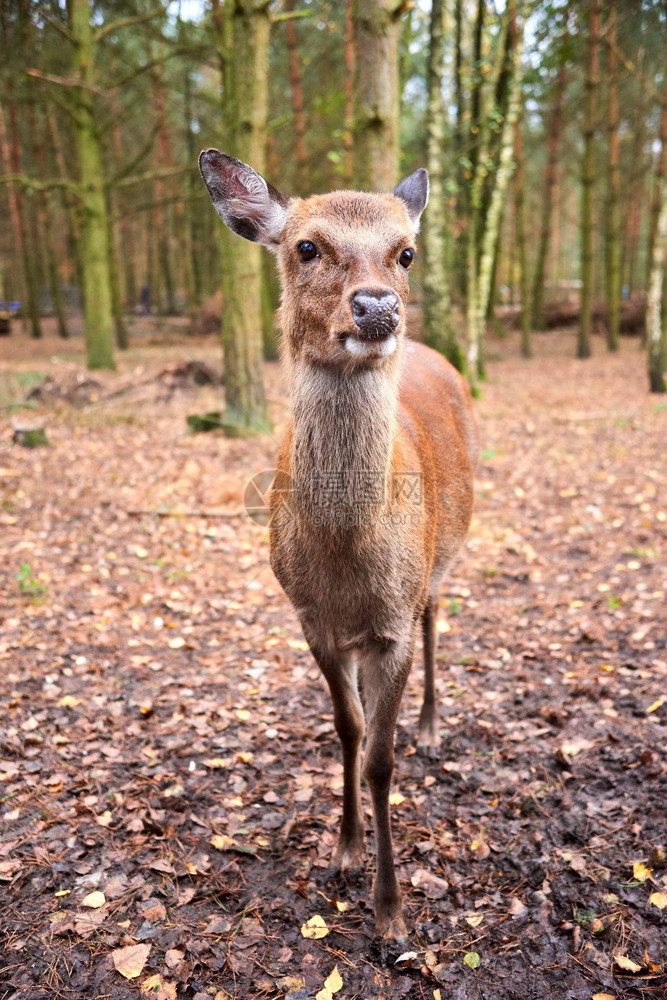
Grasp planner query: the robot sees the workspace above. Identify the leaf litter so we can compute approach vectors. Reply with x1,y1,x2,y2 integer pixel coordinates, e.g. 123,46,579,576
0,330,665,999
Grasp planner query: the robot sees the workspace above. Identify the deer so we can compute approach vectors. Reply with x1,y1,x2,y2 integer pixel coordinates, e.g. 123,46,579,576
199,149,479,950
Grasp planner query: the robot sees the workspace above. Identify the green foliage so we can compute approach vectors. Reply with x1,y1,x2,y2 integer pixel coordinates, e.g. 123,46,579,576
15,563,46,598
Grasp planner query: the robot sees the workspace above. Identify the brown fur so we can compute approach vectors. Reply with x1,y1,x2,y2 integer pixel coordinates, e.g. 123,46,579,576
199,152,478,946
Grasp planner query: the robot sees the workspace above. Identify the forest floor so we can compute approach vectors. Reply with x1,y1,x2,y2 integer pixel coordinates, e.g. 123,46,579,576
0,323,665,1000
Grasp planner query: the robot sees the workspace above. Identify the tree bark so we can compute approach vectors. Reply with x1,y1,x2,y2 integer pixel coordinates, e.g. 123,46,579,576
343,0,355,185
604,2,621,352
647,190,666,393
514,114,530,358
531,58,566,329
68,0,115,369
422,0,461,368
578,0,599,360
212,0,271,435
284,0,308,193
353,0,405,191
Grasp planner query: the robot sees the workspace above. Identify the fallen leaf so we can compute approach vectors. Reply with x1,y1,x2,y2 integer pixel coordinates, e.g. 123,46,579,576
112,943,151,980
389,792,405,806
58,695,82,708
646,698,664,713
203,758,230,769
168,637,185,649
632,861,652,882
287,638,309,651
463,952,480,970
465,914,484,927
315,964,343,1000
300,914,330,939
613,954,642,973
648,891,667,909
508,897,528,918
81,890,106,908
592,994,616,1000
411,867,449,899
140,974,176,999
236,709,251,721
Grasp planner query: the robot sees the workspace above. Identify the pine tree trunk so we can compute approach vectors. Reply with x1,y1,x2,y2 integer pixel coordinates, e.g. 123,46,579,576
7,98,42,338
514,115,531,358
531,59,566,329
0,103,27,323
353,0,405,191
604,2,621,352
578,0,599,360
422,0,461,368
68,0,115,369
344,0,355,185
647,191,666,393
213,0,271,436
284,0,308,193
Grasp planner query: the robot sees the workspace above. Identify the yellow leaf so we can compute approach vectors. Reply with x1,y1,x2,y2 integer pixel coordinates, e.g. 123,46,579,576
465,914,484,927
389,792,405,806
463,952,480,970
112,943,151,980
58,695,81,708
236,709,251,722
300,914,330,939
81,891,106,908
592,994,616,1000
210,835,235,851
235,751,253,764
168,637,185,649
334,899,349,912
436,619,451,633
54,889,70,898
632,861,652,882
648,891,667,910
434,992,442,1000
599,664,615,672
203,758,230,769
613,954,642,973
315,965,343,1000
646,698,664,713
287,638,309,651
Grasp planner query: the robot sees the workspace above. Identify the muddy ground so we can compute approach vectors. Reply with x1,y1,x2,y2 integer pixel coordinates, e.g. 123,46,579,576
0,325,665,1000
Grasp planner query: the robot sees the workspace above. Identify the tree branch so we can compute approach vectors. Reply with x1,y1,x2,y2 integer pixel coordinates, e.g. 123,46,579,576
26,68,107,97
112,165,190,190
272,10,314,21
94,9,164,43
0,173,81,196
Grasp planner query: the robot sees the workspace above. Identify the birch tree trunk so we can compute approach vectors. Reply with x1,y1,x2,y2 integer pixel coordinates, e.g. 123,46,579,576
578,0,599,360
69,0,115,369
422,0,461,368
514,114,531,358
212,0,271,435
353,0,405,191
604,2,621,352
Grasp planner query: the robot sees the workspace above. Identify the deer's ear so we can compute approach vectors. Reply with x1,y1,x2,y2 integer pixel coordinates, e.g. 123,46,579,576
392,168,429,230
199,149,290,247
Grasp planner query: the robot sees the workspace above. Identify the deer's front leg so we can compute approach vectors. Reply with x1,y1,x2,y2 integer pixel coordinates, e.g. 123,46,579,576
360,640,413,946
310,645,366,870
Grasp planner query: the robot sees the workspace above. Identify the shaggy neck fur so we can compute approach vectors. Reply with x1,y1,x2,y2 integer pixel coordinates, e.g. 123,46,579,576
290,355,402,517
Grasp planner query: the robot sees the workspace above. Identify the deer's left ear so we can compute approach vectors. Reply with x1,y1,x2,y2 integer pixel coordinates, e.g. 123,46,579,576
199,149,290,248
392,168,429,230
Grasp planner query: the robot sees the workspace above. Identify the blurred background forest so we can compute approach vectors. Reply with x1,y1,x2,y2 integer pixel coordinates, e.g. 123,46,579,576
0,0,665,423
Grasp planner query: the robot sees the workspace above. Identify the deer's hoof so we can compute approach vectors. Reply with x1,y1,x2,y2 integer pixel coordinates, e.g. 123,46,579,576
417,731,441,759
376,914,409,965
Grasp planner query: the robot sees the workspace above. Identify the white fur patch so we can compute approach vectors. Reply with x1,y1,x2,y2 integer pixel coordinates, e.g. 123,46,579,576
344,333,398,359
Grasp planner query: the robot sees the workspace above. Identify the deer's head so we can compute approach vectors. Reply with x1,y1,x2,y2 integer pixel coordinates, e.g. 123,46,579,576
199,150,428,369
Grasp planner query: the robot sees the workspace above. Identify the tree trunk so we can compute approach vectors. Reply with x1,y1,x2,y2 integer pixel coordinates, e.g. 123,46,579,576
68,0,115,370
353,0,405,191
422,0,461,368
531,59,566,329
213,0,271,435
646,78,667,306
604,2,621,352
467,1,523,380
7,98,42,338
344,0,355,185
284,0,308,193
514,114,531,358
647,190,666,393
578,0,599,360
0,102,27,320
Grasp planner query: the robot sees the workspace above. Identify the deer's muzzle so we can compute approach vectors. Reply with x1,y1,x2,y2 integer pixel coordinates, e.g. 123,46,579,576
350,288,401,340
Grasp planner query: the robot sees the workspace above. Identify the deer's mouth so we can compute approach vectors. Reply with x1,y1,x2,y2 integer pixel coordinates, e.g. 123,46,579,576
342,331,398,359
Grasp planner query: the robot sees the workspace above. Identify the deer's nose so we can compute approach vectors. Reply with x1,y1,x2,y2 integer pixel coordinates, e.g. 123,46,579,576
350,288,400,337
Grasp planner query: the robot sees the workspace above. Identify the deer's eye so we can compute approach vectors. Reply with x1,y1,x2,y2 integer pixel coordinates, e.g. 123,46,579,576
297,240,319,262
398,248,415,269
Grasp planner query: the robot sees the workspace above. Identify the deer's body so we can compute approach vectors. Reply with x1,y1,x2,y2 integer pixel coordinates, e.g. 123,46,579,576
200,153,478,947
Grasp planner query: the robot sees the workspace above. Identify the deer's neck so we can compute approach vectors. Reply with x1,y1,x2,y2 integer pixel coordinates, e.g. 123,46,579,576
290,360,401,513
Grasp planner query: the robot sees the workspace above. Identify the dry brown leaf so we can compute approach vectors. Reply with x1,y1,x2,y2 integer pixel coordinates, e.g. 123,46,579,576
410,867,449,899
112,943,151,980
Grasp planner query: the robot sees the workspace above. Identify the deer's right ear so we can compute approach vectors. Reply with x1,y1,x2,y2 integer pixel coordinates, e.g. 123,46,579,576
198,149,290,248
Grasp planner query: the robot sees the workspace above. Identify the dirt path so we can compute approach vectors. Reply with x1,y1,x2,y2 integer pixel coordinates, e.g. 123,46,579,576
1,329,665,1000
